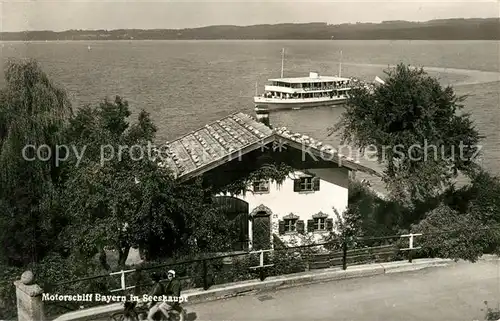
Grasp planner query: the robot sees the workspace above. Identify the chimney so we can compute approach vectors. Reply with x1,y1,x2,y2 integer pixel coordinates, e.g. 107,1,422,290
255,105,271,128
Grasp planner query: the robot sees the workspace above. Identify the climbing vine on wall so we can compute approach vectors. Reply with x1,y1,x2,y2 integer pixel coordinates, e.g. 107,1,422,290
200,150,296,196
215,163,295,196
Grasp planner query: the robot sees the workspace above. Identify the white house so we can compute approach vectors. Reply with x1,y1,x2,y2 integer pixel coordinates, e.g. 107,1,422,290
161,112,380,250
220,167,350,249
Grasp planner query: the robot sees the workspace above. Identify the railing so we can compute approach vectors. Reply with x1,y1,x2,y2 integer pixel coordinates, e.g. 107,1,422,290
41,232,426,317
302,85,350,91
308,244,399,270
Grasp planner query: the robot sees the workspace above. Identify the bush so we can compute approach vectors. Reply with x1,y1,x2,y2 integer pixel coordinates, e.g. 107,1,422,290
125,252,245,292
0,253,118,320
223,255,259,283
218,250,307,283
483,301,500,320
36,254,119,317
269,249,307,275
0,265,24,320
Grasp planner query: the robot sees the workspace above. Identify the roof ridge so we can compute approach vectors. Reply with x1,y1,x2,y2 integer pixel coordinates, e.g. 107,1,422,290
273,126,358,163
165,111,250,144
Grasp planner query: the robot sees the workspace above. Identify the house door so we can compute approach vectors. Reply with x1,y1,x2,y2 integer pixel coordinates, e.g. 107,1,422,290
212,196,249,251
252,211,271,250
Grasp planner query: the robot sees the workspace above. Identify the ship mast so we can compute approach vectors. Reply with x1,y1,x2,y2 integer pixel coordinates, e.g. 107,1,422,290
339,50,342,77
281,48,285,78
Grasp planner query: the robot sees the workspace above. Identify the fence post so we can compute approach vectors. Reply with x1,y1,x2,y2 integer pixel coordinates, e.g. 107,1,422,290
109,268,135,292
259,269,266,281
14,271,45,321
120,270,126,290
221,256,233,284
342,236,348,270
259,251,266,281
202,259,209,290
408,234,414,263
400,233,422,263
133,270,142,296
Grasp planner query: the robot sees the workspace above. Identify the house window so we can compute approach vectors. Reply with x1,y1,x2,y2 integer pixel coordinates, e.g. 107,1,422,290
300,177,313,191
314,218,326,231
253,180,269,193
308,212,331,232
279,214,304,235
293,174,320,192
284,218,298,232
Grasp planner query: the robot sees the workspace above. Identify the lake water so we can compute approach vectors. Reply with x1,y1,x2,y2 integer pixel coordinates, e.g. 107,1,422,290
1,40,499,192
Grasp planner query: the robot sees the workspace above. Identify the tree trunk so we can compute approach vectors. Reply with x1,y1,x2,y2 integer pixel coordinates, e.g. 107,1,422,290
118,246,130,268
99,247,110,271
139,246,146,260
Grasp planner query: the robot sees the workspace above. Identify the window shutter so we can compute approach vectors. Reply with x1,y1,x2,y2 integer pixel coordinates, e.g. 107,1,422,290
312,177,320,191
297,220,305,234
326,218,334,231
307,219,314,232
278,220,285,235
293,179,301,192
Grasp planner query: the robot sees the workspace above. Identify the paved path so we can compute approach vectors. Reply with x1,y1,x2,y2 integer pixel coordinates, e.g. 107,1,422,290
182,260,500,321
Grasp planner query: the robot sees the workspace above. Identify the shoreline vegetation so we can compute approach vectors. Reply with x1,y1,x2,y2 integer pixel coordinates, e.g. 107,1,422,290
1,58,500,320
1,18,499,41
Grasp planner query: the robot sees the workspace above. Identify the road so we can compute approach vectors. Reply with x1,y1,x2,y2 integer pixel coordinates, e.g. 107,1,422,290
182,260,500,321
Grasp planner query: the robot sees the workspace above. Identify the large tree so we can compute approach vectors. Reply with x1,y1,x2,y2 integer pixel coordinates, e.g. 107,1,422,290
0,59,237,269
333,64,482,202
60,96,237,267
0,59,72,265
332,63,500,261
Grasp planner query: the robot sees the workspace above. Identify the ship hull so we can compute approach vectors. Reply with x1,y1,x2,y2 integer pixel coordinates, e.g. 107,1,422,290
253,97,347,112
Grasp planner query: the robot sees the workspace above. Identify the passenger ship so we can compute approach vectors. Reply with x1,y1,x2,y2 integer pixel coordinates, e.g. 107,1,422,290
254,49,352,111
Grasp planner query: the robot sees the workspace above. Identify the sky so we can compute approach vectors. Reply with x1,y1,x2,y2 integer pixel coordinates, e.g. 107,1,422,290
1,0,499,32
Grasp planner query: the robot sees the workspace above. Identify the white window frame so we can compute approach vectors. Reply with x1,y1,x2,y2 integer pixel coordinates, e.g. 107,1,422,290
284,218,297,232
299,177,313,191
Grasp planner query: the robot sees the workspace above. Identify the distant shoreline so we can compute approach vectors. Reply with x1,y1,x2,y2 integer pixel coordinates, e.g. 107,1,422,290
2,39,499,42
2,18,499,41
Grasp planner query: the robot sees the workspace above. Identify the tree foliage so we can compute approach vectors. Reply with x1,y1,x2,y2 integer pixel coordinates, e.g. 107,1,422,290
410,204,500,262
0,59,240,275
333,64,482,201
331,63,500,262
0,59,72,266
59,96,240,265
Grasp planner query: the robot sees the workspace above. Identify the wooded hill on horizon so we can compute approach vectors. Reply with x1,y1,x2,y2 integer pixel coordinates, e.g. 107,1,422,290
1,18,499,41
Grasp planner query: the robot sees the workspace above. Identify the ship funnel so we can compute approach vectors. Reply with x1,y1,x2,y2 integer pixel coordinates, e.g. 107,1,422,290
309,72,319,78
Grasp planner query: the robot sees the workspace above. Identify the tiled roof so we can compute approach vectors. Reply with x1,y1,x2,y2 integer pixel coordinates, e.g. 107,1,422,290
160,112,380,180
273,126,380,177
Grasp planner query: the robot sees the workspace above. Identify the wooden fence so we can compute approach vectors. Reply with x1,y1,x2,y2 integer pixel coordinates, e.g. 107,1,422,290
308,244,398,270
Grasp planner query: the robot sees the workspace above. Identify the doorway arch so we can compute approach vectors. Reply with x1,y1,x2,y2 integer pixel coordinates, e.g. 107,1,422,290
250,204,272,250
